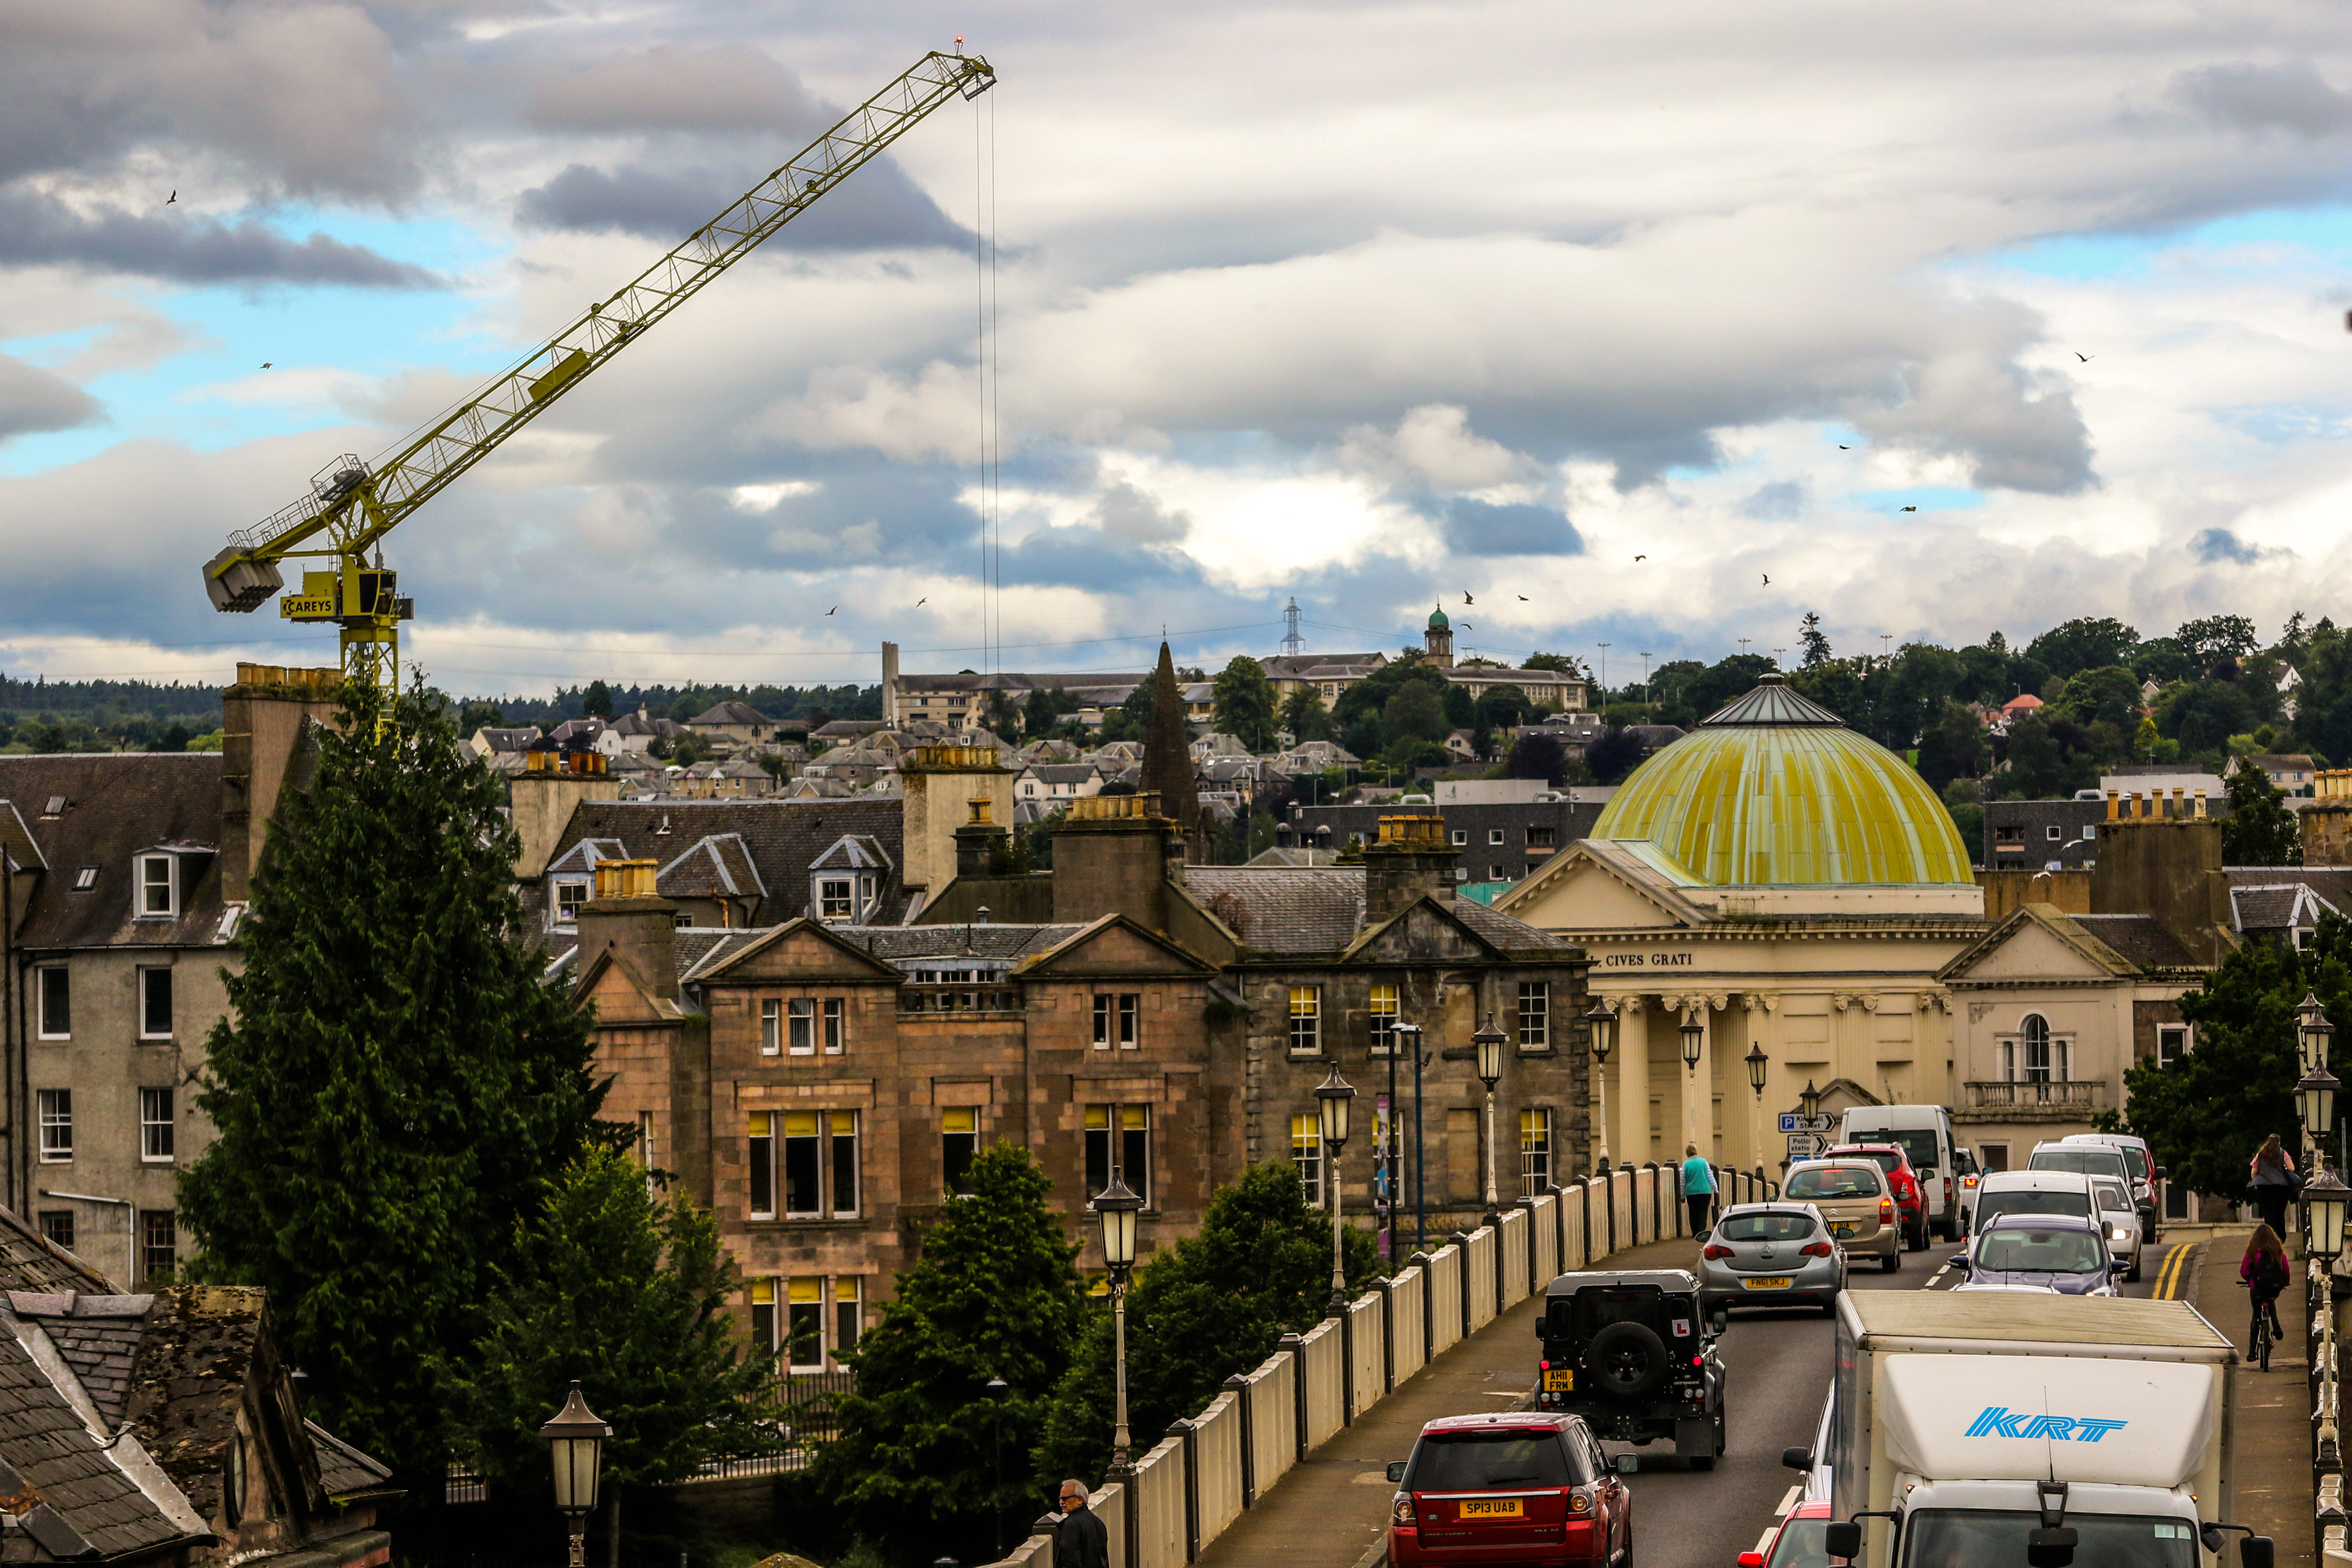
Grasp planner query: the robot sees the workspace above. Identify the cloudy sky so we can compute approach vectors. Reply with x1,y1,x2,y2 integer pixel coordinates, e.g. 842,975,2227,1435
4,0,2350,697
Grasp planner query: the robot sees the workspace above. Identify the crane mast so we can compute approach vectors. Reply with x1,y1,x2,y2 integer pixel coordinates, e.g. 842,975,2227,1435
203,48,995,695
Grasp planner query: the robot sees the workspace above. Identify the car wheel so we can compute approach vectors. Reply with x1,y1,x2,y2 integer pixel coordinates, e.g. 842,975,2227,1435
1884,1248,1902,1273
2126,1257,2141,1283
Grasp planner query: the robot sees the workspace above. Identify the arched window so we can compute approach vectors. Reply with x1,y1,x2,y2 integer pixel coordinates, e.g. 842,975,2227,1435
2020,1015,2052,1083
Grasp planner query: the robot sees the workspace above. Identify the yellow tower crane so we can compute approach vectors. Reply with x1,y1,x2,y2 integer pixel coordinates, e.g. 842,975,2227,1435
203,48,996,695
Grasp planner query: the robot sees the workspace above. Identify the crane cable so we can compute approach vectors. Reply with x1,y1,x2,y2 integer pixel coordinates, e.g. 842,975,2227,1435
973,83,1002,678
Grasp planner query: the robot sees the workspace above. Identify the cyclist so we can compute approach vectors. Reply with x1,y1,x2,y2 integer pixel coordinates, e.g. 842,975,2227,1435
2239,1223,2290,1363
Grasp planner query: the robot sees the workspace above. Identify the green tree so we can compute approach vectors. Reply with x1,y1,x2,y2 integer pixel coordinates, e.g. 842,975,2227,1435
811,1144,1087,1565
1996,713,2094,799
1939,777,1984,858
2057,665,2142,730
1506,731,1568,785
1281,687,1336,744
2131,638,2195,687
1212,656,1278,751
1024,685,1077,740
2176,614,2259,666
1798,611,1833,669
1916,701,1987,791
452,1146,773,1504
581,679,615,719
1586,727,1646,785
1523,652,1585,677
2025,616,2140,678
1381,682,1448,749
2155,679,2258,756
2117,912,2349,1196
1032,1164,1381,1486
1475,683,1530,732
2221,762,2303,866
179,682,611,1485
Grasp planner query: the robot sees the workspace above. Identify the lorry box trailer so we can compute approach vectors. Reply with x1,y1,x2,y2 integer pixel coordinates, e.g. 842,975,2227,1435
1830,1291,2258,1567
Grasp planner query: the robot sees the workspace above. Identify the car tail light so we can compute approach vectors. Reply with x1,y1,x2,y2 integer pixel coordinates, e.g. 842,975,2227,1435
1704,1244,1734,1259
1392,1495,1414,1527
1691,1354,1704,1366
1739,1554,1766,1568
1801,1241,1834,1257
1569,1493,1592,1514
1540,1360,1551,1370
1880,1198,1894,1220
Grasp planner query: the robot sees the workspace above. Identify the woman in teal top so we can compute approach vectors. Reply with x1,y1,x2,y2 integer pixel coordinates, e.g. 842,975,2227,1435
1681,1143,1718,1236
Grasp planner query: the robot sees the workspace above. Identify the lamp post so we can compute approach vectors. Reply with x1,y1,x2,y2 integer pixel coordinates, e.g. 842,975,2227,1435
2302,993,2335,1077
1800,1078,1821,1123
2300,1066,2341,1147
1679,1010,1705,1168
1476,1013,1507,1231
1316,1067,1358,1316
539,1381,609,1568
1393,1021,1428,1257
1746,1042,1768,1181
1095,1172,1144,1483
984,1376,1009,1558
2305,1166,2350,1267
1583,1002,1617,1175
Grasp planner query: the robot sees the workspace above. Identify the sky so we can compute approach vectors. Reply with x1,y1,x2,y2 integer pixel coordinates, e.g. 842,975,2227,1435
3,0,2351,698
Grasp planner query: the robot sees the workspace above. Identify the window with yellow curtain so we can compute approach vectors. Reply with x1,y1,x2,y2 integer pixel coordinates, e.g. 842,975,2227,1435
1289,986,1320,1054
1368,982,1398,1055
1520,1106,1552,1195
1291,1113,1322,1202
1084,1104,1150,1206
749,1278,777,1349
785,1280,823,1368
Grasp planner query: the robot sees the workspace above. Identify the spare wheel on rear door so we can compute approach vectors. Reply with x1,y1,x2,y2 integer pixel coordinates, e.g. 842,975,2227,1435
1586,1321,1670,1399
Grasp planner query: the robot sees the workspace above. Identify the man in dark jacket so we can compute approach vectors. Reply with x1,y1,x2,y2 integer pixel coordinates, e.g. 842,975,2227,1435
1053,1479,1109,1568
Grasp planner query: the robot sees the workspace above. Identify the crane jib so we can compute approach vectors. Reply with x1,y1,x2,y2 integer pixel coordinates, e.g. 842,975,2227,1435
199,48,996,693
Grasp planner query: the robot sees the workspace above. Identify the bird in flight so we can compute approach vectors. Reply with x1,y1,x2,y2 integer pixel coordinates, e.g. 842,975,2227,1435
1762,573,1771,586
1837,444,1850,450
258,362,271,369
915,597,927,608
1459,623,1474,631
1516,594,1529,601
824,605,837,616
164,190,176,205
1634,554,1647,561
1463,592,1475,605
1900,505,1917,513
2074,352,2092,363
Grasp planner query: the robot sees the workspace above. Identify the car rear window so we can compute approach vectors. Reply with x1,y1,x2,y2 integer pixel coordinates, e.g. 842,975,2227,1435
1720,1213,1814,1242
2100,1143,2152,1183
1787,1167,1879,1200
1561,1286,1674,1341
1975,1190,2092,1227
1408,1429,1584,1490
2093,1181,2131,1213
1831,1149,1903,1175
1979,1225,2106,1273
2030,1149,2127,1180
1850,1128,1940,1174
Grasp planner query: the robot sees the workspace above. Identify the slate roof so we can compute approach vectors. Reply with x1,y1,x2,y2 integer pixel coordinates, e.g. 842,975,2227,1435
0,1320,192,1558
1183,867,1367,953
304,1420,396,1501
531,799,903,931
2230,883,2335,935
1448,898,1581,954
2070,915,2204,971
0,756,229,952
10,1294,153,1426
658,834,766,901
691,701,771,727
2226,867,2352,905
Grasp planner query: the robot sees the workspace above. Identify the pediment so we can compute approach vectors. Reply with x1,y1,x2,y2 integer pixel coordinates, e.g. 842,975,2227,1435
1940,906,2124,983
1344,896,1503,965
1020,914,1217,977
1495,848,1697,934
693,917,904,982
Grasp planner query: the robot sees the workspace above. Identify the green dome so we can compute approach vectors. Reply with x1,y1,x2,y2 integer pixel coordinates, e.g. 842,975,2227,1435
1427,604,1450,630
1591,674,1972,886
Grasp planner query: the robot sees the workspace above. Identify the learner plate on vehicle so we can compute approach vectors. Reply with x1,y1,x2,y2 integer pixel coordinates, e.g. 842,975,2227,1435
1741,1276,1792,1289
1461,1498,1524,1519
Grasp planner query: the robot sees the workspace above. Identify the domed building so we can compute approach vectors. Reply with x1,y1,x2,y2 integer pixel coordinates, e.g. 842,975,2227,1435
1493,674,1986,1177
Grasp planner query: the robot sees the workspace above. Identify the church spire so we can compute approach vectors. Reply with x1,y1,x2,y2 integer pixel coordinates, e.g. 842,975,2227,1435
1140,641,1198,830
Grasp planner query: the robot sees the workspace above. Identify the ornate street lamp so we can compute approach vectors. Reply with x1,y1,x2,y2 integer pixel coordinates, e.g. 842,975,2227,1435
2301,993,2335,1077
1679,1014,1704,1072
1583,1001,1617,1175
2303,1164,2351,1265
2301,1066,2342,1141
1475,1013,1508,1230
1095,1173,1145,1482
1316,1067,1358,1316
1745,1042,1769,1181
539,1381,610,1568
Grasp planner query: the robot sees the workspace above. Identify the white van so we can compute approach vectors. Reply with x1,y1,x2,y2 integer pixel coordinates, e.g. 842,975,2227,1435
1967,1168,2097,1237
1837,1104,1961,1240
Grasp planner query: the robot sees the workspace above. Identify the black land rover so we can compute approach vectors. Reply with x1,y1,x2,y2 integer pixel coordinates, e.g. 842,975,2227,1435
1534,1268,1727,1469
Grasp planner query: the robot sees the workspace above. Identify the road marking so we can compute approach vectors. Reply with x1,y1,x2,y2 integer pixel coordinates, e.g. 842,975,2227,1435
2152,1242,2194,1300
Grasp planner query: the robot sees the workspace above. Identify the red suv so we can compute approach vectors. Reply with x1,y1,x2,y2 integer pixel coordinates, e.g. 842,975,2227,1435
1387,1413,1630,1567
1821,1143,1927,1251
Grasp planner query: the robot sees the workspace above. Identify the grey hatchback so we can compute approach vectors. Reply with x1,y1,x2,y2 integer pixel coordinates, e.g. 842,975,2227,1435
1697,1203,1845,1316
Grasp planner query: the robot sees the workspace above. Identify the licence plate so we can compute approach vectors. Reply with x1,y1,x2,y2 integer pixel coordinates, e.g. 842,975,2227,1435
1461,1498,1524,1519
1829,1221,1855,1237
1544,1368,1575,1390
1741,1276,1792,1290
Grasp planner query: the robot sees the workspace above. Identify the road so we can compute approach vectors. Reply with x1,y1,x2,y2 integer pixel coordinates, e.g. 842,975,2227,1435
1606,1230,2192,1568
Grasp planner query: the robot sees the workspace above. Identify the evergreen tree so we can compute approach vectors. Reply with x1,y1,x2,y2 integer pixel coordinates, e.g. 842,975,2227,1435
2221,761,2303,866
1799,611,1833,669
1212,656,1278,751
1033,1163,1383,1487
452,1146,775,1503
179,682,611,1485
1280,687,1336,744
2117,913,2349,1196
581,679,615,719
811,1145,1087,1566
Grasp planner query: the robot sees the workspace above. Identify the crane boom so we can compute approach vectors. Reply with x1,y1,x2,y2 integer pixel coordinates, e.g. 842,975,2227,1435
204,47,995,695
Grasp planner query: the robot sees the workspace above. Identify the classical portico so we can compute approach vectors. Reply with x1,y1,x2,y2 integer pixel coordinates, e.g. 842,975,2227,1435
1495,676,1987,1174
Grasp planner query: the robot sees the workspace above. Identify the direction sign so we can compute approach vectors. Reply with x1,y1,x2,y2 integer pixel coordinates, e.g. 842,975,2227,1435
1787,1132,1824,1161
1779,1113,1835,1134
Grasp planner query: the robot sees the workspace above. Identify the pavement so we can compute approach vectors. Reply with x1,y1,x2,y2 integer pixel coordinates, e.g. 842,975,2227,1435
2175,1227,2314,1568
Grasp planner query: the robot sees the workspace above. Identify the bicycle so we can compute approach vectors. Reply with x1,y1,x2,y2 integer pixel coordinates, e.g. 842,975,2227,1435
2241,1281,2277,1372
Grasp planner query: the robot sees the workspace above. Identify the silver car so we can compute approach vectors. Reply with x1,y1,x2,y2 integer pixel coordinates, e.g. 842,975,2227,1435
2093,1176,2144,1282
1697,1201,1847,1316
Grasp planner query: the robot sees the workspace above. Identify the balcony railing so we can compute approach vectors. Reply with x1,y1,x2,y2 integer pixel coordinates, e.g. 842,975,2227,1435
1962,1079,2107,1111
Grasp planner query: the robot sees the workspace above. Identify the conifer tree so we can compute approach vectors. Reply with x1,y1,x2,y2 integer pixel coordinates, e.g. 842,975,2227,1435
812,1144,1087,1564
180,682,611,1485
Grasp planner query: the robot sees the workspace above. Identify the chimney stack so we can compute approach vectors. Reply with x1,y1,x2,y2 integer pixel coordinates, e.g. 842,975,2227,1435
1052,793,1180,930
954,797,1008,877
220,663,343,903
574,857,678,1000
512,740,617,880
901,743,1014,912
881,640,901,727
1363,812,1457,923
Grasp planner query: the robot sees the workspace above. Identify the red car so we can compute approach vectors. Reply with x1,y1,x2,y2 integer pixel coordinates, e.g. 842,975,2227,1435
1820,1143,1928,1251
1739,1501,1833,1567
1387,1412,1631,1567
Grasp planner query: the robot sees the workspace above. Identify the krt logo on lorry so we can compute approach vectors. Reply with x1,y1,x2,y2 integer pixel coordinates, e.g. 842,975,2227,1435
1965,1408,2128,1442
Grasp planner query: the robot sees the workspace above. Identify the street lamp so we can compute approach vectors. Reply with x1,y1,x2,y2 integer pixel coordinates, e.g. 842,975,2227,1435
539,1381,610,1568
1678,1012,1705,1177
2302,993,2335,1076
2304,1165,2351,1264
1745,1042,1768,1180
1316,1067,1358,1316
1583,1002,1616,1174
984,1376,1009,1558
1095,1173,1144,1482
1800,1078,1822,1124
2301,1066,2342,1141
1679,1015,1704,1072
1476,1013,1508,1230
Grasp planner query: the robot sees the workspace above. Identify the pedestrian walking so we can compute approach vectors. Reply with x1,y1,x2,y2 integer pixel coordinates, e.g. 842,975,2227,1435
1681,1142,1718,1236
1052,1479,1109,1568
2240,1224,2290,1355
2247,1133,2298,1244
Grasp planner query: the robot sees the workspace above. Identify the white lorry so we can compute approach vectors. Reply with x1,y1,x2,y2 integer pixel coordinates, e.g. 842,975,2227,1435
1824,1291,2271,1568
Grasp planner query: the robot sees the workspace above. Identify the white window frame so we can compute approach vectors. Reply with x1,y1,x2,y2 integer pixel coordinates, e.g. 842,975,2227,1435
1288,986,1321,1055
1291,1114,1322,1202
37,1090,70,1163
35,968,68,1040
552,879,589,927
1516,981,1550,1050
2155,1023,2191,1068
1450,830,1469,847
761,1000,782,1056
138,967,173,1041
135,854,176,920
1520,1106,1552,1195
819,878,854,921
788,998,816,1055
139,1087,174,1163
823,997,846,1055
1488,828,1506,846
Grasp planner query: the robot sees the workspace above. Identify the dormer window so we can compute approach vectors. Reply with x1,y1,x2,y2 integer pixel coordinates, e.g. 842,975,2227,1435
136,855,176,919
819,878,854,921
553,880,589,927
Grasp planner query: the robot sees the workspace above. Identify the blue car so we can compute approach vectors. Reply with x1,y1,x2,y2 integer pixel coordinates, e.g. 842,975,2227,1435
1954,1212,2119,1296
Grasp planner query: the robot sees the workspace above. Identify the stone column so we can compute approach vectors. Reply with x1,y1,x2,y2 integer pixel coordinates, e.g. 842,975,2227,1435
1619,997,1651,1168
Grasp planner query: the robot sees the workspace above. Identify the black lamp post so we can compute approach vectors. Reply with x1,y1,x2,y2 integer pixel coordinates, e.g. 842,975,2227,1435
1476,1013,1508,1230
1583,1002,1617,1174
539,1381,609,1568
984,1376,1008,1557
1316,1066,1357,1316
1745,1042,1769,1180
2300,1066,2341,1144
2304,1165,2350,1266
1679,1014,1704,1072
2301,992,2335,1077
1800,1078,1822,1124
1095,1173,1144,1482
